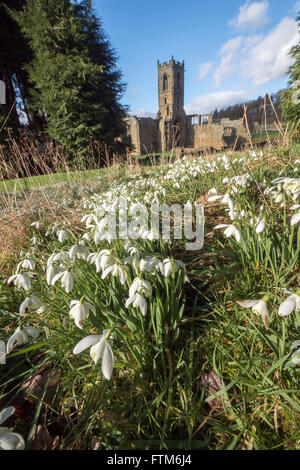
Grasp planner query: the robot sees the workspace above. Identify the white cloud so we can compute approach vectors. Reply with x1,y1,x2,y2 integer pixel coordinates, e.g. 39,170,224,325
185,90,250,115
214,37,244,87
129,109,156,118
214,55,236,88
229,1,269,31
241,17,300,85
198,62,213,81
214,15,299,88
219,37,243,56
292,0,300,14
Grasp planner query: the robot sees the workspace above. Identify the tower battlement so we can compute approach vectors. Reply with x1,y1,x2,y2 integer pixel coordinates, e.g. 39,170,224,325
157,56,184,69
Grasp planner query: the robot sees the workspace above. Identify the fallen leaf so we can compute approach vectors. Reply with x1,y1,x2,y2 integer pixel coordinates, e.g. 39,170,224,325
21,368,61,406
31,424,60,450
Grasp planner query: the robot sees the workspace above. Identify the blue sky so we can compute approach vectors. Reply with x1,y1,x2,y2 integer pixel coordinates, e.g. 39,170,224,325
94,0,300,117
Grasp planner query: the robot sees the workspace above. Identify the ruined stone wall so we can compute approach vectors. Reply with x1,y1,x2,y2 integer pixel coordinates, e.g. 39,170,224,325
193,122,224,150
125,116,141,154
220,118,247,138
138,118,160,154
125,116,160,155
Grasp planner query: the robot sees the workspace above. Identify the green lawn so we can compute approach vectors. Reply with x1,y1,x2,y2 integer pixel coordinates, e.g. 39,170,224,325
0,168,107,193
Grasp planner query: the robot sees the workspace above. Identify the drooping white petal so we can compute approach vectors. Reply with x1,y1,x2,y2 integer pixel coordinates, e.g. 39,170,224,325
73,335,102,355
237,299,259,309
0,431,25,450
102,343,114,380
90,336,106,364
291,212,300,226
278,295,297,317
0,407,15,426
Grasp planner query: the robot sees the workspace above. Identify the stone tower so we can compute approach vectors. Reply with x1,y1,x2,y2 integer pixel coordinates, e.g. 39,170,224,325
157,56,186,151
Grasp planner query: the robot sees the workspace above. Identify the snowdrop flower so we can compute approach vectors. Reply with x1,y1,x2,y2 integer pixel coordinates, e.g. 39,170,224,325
290,340,300,365
162,258,186,277
46,263,62,286
7,273,34,291
88,249,115,273
291,211,300,226
214,224,242,243
30,221,40,229
125,293,148,315
30,236,39,246
237,295,270,329
51,269,76,293
19,295,42,315
126,277,152,316
101,263,127,285
255,216,266,234
0,407,25,450
129,277,152,298
139,256,164,275
81,213,97,228
16,257,35,272
208,188,218,195
278,290,300,317
73,330,114,380
57,229,69,243
6,326,39,354
69,299,96,329
69,244,90,261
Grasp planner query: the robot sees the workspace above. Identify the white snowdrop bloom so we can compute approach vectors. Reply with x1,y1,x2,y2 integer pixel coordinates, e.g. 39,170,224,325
51,269,76,293
30,236,39,246
19,295,42,315
16,257,35,272
125,292,148,316
7,272,34,291
129,277,152,298
237,296,270,329
6,326,39,354
126,277,152,316
274,193,284,204
0,407,25,450
255,217,266,234
69,244,90,261
81,213,97,228
291,211,300,226
88,249,115,273
30,221,40,229
101,264,127,285
57,229,69,243
207,192,234,212
208,188,218,195
278,290,300,317
290,340,300,365
82,232,91,241
52,251,71,263
214,224,242,243
69,300,96,329
139,256,164,275
162,258,186,277
73,330,114,380
46,263,62,286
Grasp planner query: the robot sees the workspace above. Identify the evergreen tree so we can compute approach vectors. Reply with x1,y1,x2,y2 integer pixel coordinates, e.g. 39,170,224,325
0,0,31,132
281,13,300,132
13,0,126,157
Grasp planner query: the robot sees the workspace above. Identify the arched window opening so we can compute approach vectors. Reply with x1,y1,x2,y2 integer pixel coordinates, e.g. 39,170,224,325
163,75,168,91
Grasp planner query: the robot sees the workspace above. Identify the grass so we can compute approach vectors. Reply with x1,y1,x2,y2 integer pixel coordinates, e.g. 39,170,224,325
0,168,107,193
0,137,300,450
